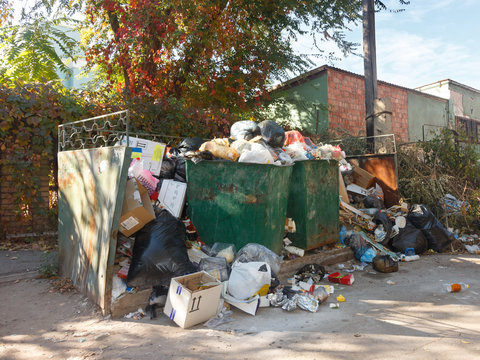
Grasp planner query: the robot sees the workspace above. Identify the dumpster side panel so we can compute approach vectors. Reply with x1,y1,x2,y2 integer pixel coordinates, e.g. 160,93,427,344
186,161,292,254
58,146,131,314
287,160,339,250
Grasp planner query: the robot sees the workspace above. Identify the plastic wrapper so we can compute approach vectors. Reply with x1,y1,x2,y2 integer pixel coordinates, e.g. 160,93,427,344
199,256,229,282
268,288,289,307
281,294,319,312
126,210,196,288
230,120,261,141
234,243,283,275
296,293,319,312
204,309,234,328
316,144,345,160
282,296,298,311
211,243,236,263
258,120,285,148
407,204,453,252
268,147,294,165
312,286,329,303
284,143,309,162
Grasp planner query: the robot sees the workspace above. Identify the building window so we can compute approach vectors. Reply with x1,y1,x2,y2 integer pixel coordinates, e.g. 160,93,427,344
456,116,479,143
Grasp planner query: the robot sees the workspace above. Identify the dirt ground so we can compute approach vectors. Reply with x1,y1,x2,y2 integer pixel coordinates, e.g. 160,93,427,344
1,252,480,360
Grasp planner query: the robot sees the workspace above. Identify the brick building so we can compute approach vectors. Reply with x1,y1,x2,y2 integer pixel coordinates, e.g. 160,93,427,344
268,65,452,143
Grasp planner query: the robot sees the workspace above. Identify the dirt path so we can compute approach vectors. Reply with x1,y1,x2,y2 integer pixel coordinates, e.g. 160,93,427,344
1,254,480,360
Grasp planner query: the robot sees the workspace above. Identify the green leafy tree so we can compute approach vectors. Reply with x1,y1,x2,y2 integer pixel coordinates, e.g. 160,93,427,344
0,17,80,82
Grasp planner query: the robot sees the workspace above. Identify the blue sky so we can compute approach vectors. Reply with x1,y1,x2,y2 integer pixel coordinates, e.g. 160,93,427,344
293,0,480,91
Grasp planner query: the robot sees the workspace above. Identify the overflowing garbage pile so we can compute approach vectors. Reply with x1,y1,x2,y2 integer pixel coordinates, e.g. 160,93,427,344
177,120,345,165
336,157,457,275
113,120,347,324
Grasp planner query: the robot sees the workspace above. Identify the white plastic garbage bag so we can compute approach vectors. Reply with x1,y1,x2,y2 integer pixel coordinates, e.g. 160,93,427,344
238,143,275,164
227,262,271,300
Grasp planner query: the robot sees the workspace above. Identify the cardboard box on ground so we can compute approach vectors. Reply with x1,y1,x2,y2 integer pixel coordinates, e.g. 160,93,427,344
164,271,222,329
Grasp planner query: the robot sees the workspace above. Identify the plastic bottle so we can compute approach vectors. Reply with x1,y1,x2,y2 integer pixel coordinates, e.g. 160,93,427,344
400,254,420,262
339,226,347,245
442,283,470,293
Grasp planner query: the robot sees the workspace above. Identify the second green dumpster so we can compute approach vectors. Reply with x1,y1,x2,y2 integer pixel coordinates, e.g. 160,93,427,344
186,160,293,254
286,160,339,250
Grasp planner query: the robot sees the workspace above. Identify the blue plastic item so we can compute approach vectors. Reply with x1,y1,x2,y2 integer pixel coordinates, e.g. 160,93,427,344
404,248,415,256
339,226,347,245
360,248,377,263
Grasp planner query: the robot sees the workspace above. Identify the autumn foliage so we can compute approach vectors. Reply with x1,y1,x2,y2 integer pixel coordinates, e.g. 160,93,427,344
84,0,361,121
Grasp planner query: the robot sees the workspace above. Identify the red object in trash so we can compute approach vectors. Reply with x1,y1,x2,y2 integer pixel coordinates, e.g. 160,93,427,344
284,130,306,147
117,264,130,280
328,272,355,286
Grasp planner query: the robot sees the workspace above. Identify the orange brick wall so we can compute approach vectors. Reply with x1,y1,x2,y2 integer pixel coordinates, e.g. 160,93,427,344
326,68,409,142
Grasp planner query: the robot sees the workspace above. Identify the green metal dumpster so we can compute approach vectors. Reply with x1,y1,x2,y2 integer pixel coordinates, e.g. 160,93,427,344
186,161,293,254
286,160,339,250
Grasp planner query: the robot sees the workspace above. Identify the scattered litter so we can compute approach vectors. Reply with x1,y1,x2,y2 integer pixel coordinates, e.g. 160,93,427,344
124,308,145,320
387,280,396,285
10,256,18,260
465,244,480,254
78,338,86,343
94,333,110,341
329,303,340,309
328,272,354,285
73,332,90,337
442,283,469,293
336,294,345,302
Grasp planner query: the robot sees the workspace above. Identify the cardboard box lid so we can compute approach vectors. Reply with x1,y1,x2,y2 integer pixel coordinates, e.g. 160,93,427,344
352,166,376,189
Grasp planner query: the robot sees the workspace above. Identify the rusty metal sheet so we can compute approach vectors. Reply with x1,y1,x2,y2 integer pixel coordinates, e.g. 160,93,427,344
58,146,131,314
351,154,399,208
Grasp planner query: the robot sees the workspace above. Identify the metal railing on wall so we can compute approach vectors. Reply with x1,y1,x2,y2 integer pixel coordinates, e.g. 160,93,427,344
327,133,397,158
58,110,185,152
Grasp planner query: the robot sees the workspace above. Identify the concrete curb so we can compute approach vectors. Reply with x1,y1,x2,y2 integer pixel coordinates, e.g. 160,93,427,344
278,247,354,279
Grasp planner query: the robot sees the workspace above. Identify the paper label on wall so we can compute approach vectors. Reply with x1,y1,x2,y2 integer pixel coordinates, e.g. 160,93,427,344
158,180,187,218
121,138,166,176
121,216,139,231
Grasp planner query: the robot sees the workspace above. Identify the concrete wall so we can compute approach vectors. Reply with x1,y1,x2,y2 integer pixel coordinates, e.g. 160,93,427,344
407,92,450,142
326,68,409,142
449,82,480,120
267,74,329,135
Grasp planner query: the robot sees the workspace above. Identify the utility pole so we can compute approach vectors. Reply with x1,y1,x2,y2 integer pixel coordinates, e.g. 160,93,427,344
363,0,377,150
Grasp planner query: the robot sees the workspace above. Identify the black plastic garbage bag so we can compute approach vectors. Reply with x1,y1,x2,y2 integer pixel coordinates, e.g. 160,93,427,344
230,121,261,141
363,195,384,209
407,204,453,252
178,137,204,154
174,158,186,182
159,158,176,179
390,219,428,255
258,120,285,148
126,210,196,288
